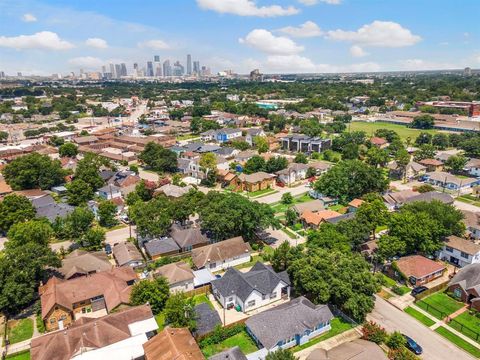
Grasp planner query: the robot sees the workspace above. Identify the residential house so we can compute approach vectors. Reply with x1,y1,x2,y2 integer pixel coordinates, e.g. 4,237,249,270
216,146,239,159
402,191,454,206
58,250,112,280
245,128,266,146
171,225,210,252
209,347,247,360
388,161,426,181
155,262,195,293
326,212,356,225
382,190,419,210
306,339,388,360
144,238,180,260
276,163,309,185
98,184,122,200
387,255,446,286
301,210,342,229
348,199,364,212
113,241,145,268
211,262,290,313
31,305,158,360
31,194,74,222
369,137,388,149
439,235,480,267
292,200,325,216
419,158,444,172
448,263,480,311
245,296,333,354
192,236,252,272
216,128,242,143
280,134,332,153
237,172,275,192
464,158,480,177
156,184,193,198
40,267,136,332
423,171,479,193
143,327,205,360
308,161,332,175
462,210,480,239
200,129,217,142
194,302,222,338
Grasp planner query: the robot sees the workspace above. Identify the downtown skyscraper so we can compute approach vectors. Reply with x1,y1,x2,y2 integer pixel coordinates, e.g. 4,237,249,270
187,54,192,75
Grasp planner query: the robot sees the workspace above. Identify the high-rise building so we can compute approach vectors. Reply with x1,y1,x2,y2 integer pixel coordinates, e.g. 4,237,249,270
187,54,192,75
146,61,154,77
154,55,160,62
193,61,200,75
109,63,115,78
163,60,172,77
155,63,162,77
0,71,5,79
120,63,127,77
249,69,263,82
115,64,122,79
133,63,139,71
173,61,184,76
464,67,472,76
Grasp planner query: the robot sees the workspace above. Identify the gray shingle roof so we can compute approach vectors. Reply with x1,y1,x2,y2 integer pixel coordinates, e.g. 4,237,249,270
32,195,74,221
194,303,222,337
144,238,180,257
403,191,454,205
449,263,480,293
245,296,334,349
209,347,247,360
211,262,290,302
171,227,209,248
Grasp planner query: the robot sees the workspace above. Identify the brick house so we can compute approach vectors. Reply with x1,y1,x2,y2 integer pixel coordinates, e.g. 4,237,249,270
448,263,480,311
386,255,446,286
237,172,275,192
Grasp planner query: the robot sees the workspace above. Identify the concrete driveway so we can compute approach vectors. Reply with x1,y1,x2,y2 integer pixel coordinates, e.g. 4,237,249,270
454,200,480,212
368,295,475,360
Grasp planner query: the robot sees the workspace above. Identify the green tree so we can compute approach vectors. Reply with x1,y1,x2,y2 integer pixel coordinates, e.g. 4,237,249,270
65,207,95,238
135,180,154,202
294,153,308,164
415,132,432,146
130,196,172,238
265,348,297,360
387,331,407,350
265,156,289,173
243,155,266,174
285,208,298,227
281,192,294,204
314,160,388,202
98,201,118,227
415,184,435,193
2,153,67,190
163,292,196,330
307,223,351,252
199,152,217,186
74,153,107,190
432,133,449,150
139,142,177,173
81,226,105,250
254,136,269,154
7,220,53,247
66,179,94,205
0,194,35,233
366,147,389,168
129,164,139,174
355,199,389,239
413,144,436,161
58,142,78,157
444,155,467,174
411,115,435,129
130,277,170,314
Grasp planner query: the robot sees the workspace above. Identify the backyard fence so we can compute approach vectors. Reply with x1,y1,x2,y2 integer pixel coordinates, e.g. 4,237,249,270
413,281,450,301
184,284,211,297
414,300,449,319
448,318,480,343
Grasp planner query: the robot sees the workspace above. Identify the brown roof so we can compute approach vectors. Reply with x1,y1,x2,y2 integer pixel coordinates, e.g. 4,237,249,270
13,189,47,198
192,237,251,269
155,262,194,285
31,305,154,360
445,235,480,256
40,267,136,319
301,209,341,226
113,241,144,267
419,158,443,166
293,199,325,214
58,250,112,279
395,255,445,279
238,171,274,184
143,327,205,360
348,199,364,208
370,137,388,145
171,227,209,248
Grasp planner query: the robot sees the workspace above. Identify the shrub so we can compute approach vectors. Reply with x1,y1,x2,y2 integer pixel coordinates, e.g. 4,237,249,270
386,331,406,350
391,285,405,296
388,347,419,360
199,324,245,347
361,321,387,344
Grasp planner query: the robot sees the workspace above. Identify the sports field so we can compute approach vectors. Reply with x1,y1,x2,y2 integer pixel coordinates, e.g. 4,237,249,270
348,121,438,141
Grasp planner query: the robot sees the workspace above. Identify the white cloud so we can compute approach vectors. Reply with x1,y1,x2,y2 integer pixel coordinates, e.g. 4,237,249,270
350,45,368,57
265,55,317,72
68,56,103,68
138,39,170,50
327,20,421,47
397,59,456,71
22,13,37,22
85,38,108,49
278,21,323,38
239,29,304,55
197,0,299,17
0,31,74,50
298,0,341,5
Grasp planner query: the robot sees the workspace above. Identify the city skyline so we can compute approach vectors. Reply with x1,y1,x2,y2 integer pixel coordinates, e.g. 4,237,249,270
0,0,479,75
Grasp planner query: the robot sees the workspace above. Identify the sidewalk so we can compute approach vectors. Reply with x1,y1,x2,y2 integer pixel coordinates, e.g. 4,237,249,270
1,315,42,356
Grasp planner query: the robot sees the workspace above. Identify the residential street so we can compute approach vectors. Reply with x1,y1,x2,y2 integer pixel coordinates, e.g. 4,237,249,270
453,200,480,212
368,296,475,360
105,225,136,246
256,183,310,204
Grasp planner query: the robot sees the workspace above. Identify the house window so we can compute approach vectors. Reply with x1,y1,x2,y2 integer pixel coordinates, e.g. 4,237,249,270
262,294,266,300
461,252,469,259
228,297,234,302
209,263,216,269
50,318,56,324
445,246,453,252
270,292,277,299
247,300,255,308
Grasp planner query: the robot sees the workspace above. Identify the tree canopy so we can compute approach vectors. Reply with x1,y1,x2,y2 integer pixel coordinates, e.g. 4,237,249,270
139,142,177,173
130,277,170,314
0,194,36,233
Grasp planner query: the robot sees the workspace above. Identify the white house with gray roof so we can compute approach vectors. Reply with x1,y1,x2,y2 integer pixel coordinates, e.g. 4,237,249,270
245,296,333,355
211,262,290,313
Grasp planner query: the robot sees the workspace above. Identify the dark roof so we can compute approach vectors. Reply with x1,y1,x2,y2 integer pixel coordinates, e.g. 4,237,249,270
32,195,74,221
449,263,480,293
194,303,222,337
325,212,355,224
209,347,248,360
403,191,454,205
245,296,334,349
211,262,290,302
145,238,180,257
171,227,209,248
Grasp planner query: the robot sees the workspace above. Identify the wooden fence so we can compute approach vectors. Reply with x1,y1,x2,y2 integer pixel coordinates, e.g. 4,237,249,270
413,280,450,301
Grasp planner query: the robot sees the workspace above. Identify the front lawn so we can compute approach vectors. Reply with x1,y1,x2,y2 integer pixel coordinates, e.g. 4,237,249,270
381,274,397,288
193,294,214,310
404,307,436,327
449,312,480,343
270,192,312,213
248,188,277,198
6,351,30,360
293,317,355,352
435,326,480,358
155,313,165,330
281,227,297,239
201,330,258,357
416,292,464,319
7,318,34,344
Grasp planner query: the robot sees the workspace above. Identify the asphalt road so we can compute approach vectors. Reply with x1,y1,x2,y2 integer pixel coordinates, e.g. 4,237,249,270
368,296,475,360
256,183,310,204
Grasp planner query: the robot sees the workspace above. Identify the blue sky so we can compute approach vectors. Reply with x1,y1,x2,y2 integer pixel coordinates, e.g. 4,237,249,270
0,0,479,75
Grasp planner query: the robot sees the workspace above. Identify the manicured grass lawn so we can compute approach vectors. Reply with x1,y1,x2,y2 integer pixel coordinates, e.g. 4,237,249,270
235,246,273,270
328,204,346,213
435,326,480,358
7,318,33,344
193,294,214,310
248,188,278,198
457,195,480,208
381,274,397,288
281,227,297,239
176,134,200,140
293,318,355,352
449,312,480,343
404,307,436,327
155,313,165,330
201,330,258,357
349,121,438,141
6,351,30,360
392,285,411,296
270,192,311,213
416,292,464,319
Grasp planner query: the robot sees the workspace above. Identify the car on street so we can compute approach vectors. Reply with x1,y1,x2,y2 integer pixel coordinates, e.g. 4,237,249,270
411,286,428,297
403,334,423,355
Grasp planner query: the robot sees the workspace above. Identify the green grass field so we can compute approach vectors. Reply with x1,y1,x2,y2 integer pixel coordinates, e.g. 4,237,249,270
6,351,30,360
201,330,258,357
193,294,215,310
449,312,480,343
7,318,34,344
348,121,438,141
435,326,480,358
416,293,464,319
293,318,355,352
404,307,436,327
270,192,311,214
155,313,165,330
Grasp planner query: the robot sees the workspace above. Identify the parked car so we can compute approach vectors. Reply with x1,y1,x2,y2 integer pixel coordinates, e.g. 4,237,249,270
105,243,112,255
403,334,423,355
411,286,428,297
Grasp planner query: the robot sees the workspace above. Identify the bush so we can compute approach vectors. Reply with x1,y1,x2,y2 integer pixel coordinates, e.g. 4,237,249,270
388,347,419,360
391,285,404,295
362,321,387,344
199,324,245,347
386,331,406,350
